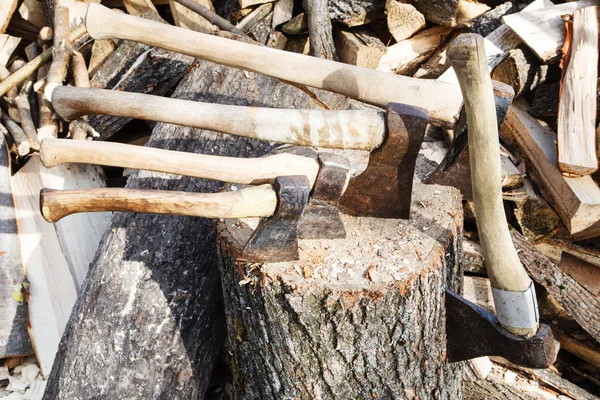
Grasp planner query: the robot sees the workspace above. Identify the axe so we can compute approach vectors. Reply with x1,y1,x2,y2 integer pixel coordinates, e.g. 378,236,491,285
83,3,463,128
444,34,556,368
40,103,428,219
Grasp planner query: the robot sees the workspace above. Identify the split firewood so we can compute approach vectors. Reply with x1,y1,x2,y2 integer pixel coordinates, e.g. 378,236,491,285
284,34,309,54
328,0,385,27
559,335,600,369
0,34,21,67
412,30,461,78
334,27,385,69
491,46,548,97
169,0,214,33
0,110,31,157
0,0,18,35
236,3,272,43
43,6,71,102
557,7,599,176
304,0,337,60
465,1,514,38
409,0,489,27
272,0,293,27
535,238,600,270
239,0,272,8
530,83,558,117
173,0,246,36
377,26,453,74
281,12,307,35
500,100,600,234
502,0,599,62
558,252,600,297
18,0,45,28
385,0,425,42
122,0,159,16
87,39,116,76
265,30,286,49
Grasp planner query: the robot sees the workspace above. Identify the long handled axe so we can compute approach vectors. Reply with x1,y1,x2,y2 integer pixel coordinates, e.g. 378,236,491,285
444,34,556,368
41,103,428,219
83,3,463,128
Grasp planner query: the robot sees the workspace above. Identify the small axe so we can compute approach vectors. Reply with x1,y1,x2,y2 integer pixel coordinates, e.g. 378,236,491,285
40,103,428,219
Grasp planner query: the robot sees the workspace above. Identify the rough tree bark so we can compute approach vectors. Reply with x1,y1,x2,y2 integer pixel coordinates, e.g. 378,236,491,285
43,58,350,399
304,0,338,60
216,183,464,399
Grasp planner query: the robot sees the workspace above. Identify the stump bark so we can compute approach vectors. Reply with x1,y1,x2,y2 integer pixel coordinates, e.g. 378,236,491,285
44,60,350,399
216,183,464,399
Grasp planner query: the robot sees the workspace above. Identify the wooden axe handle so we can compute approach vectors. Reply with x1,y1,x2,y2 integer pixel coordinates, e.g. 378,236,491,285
84,3,464,128
448,35,536,337
51,87,386,151
40,185,277,222
40,138,320,187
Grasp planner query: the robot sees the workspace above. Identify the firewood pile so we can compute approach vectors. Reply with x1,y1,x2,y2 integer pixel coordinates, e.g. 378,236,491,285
0,0,599,399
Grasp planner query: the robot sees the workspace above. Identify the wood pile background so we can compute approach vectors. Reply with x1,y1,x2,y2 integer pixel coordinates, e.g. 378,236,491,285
0,0,599,399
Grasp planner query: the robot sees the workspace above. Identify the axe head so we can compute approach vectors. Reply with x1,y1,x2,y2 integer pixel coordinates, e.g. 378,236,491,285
339,103,428,219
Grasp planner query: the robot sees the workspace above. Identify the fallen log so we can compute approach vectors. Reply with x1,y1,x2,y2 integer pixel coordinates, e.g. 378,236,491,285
44,59,351,398
216,183,464,398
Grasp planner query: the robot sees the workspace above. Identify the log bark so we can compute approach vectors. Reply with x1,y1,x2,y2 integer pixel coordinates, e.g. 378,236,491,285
216,183,464,399
44,59,351,399
328,0,385,27
491,46,548,97
304,0,338,60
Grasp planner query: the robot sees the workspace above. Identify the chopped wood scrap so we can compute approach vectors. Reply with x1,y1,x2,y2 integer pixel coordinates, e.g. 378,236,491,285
272,0,293,27
557,6,599,176
305,0,337,60
239,0,273,8
558,252,600,297
408,0,488,27
284,34,309,54
18,0,45,28
502,0,600,62
512,230,600,342
169,0,215,33
385,0,425,42
0,134,33,359
530,83,559,117
122,0,159,16
377,25,453,74
266,30,286,49
328,0,385,27
240,4,273,43
334,27,384,69
500,100,600,234
463,276,495,313
559,335,600,370
464,357,493,382
0,35,21,67
174,0,247,36
491,46,548,97
412,30,461,79
281,12,307,35
87,39,115,76
0,0,18,35
535,238,600,269
466,1,514,37
463,238,486,274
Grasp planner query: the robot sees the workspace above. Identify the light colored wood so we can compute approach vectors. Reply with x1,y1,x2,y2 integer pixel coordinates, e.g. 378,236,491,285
377,26,453,74
0,110,30,157
463,276,495,313
41,138,321,187
448,34,535,337
334,28,384,70
15,92,41,151
501,100,600,234
51,86,386,150
559,335,600,368
456,0,489,24
385,0,425,42
41,185,278,222
61,0,90,28
239,0,274,8
87,39,116,76
0,0,18,34
272,0,293,27
44,6,71,102
535,238,600,268
169,0,214,33
85,3,465,128
559,252,600,296
438,0,552,85
284,35,309,54
502,0,600,62
0,35,21,67
18,0,45,28
122,0,158,16
557,6,598,176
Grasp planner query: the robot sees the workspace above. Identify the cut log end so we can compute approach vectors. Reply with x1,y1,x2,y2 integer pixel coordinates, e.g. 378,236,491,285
216,182,464,398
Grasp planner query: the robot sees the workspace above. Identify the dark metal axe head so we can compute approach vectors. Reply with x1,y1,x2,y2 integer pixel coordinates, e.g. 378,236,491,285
445,290,557,368
338,103,428,219
239,175,310,263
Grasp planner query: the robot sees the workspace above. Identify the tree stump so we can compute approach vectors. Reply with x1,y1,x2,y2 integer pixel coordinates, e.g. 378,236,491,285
216,182,464,399
44,59,350,399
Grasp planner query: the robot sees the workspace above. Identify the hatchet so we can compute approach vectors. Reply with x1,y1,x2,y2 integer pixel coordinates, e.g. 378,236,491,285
83,3,463,128
40,103,427,219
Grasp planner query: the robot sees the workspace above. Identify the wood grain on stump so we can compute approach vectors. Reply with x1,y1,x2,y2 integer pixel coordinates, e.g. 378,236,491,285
216,183,464,399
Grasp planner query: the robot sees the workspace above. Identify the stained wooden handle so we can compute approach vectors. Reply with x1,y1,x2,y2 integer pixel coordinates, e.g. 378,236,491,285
448,34,536,336
40,138,320,187
84,3,464,128
51,87,386,151
40,185,277,222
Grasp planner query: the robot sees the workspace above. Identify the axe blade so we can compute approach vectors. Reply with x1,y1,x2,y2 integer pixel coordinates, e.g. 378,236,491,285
339,103,428,219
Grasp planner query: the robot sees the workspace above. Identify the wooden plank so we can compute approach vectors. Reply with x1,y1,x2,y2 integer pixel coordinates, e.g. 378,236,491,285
501,100,600,234
169,0,215,33
557,6,599,176
376,25,452,74
0,136,33,359
0,0,18,34
0,34,20,67
502,0,600,62
10,157,110,375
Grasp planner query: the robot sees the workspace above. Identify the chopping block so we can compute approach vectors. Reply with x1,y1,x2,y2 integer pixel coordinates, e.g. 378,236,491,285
215,182,465,399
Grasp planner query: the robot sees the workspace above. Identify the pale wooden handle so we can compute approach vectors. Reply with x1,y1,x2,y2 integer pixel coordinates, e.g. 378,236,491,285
84,3,464,128
448,35,530,292
51,86,386,151
40,185,277,222
40,138,320,187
